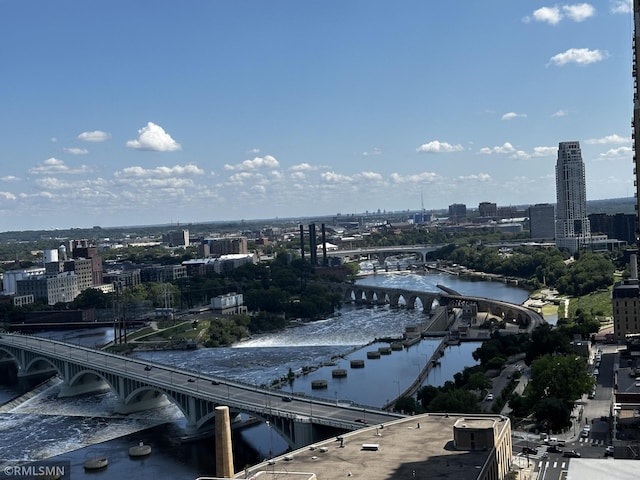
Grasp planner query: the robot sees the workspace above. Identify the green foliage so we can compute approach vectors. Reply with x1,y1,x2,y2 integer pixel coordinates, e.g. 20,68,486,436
473,332,529,366
394,395,419,414
528,354,594,411
524,323,571,365
204,317,249,347
422,388,481,414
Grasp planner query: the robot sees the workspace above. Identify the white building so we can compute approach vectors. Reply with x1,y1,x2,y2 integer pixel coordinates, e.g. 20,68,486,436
555,141,591,253
1,267,46,295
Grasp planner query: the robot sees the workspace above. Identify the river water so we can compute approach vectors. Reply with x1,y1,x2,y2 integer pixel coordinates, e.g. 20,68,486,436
0,272,529,479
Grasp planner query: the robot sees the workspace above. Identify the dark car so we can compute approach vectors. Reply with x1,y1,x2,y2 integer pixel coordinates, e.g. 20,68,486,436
547,445,562,454
604,446,614,457
282,396,293,402
188,378,196,383
354,418,368,424
563,450,581,458
522,446,538,455
144,365,152,371
211,380,220,385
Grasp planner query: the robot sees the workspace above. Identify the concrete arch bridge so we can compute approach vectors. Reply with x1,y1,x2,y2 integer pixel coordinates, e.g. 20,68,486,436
0,333,403,449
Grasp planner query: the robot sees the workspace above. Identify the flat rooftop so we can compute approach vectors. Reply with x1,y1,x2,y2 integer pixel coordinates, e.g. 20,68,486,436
240,414,508,480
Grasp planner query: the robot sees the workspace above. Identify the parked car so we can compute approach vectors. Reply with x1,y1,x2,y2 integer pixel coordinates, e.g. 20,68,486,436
522,446,538,455
547,445,563,454
563,450,581,458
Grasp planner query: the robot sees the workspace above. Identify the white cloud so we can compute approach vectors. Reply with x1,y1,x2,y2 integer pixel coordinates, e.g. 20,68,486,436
115,164,204,178
530,6,562,24
126,122,181,152
596,146,633,160
0,191,16,200
585,134,630,144
1,176,20,182
526,4,595,24
552,110,568,117
549,48,607,66
291,171,306,180
78,130,111,142
562,4,596,22
458,173,491,182
478,142,516,155
610,0,632,14
63,147,89,155
290,163,316,171
389,172,439,183
224,155,280,171
50,137,58,143
501,112,527,121
355,171,384,181
416,140,464,153
531,146,558,157
28,158,91,175
321,171,353,183
228,172,258,184
246,148,261,154
251,185,267,194
362,147,382,156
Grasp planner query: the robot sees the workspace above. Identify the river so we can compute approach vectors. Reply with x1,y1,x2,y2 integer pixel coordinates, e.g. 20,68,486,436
0,272,530,478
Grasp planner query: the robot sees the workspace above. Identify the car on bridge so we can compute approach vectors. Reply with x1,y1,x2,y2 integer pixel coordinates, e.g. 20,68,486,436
282,396,293,402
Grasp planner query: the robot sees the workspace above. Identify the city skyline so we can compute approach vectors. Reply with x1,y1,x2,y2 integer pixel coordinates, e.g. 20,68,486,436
0,1,635,231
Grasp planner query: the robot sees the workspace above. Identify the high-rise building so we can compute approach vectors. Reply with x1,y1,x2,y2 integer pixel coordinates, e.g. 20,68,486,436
634,1,640,243
529,203,555,240
448,203,467,223
555,141,591,253
478,202,497,218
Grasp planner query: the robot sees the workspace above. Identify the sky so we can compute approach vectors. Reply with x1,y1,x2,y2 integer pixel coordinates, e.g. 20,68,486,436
0,1,636,231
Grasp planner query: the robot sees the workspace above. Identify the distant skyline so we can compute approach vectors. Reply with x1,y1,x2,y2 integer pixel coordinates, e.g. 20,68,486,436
0,1,635,231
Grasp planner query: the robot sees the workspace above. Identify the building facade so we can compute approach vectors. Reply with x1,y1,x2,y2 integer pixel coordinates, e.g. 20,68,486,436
529,203,555,240
448,203,467,224
612,255,640,340
555,141,591,252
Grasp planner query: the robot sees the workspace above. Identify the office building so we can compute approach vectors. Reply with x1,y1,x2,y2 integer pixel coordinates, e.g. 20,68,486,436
529,203,555,240
448,203,467,223
612,254,640,341
238,413,513,480
478,202,497,218
555,141,591,253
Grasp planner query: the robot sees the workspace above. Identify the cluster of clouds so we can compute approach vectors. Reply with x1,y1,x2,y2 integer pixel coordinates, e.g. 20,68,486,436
521,2,630,67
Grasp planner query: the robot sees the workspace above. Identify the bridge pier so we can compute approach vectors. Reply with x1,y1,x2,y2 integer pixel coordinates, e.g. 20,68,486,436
116,390,172,414
58,374,110,398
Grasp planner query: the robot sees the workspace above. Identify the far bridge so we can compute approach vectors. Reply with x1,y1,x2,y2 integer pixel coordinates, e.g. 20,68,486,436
329,244,447,263
0,334,403,449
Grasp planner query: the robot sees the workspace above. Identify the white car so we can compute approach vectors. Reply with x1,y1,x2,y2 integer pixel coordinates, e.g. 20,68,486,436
485,393,494,401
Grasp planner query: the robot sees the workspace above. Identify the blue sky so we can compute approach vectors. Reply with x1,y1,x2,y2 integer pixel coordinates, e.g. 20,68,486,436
0,1,635,230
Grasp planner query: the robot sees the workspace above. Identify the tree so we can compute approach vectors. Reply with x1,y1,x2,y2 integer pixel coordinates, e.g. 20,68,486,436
528,354,594,414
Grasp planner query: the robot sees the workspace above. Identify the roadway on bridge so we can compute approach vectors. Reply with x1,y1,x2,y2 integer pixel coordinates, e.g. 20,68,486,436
0,333,398,428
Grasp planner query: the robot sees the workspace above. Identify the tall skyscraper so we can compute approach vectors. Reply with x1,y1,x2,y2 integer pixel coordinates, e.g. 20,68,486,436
555,141,590,253
634,1,640,243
